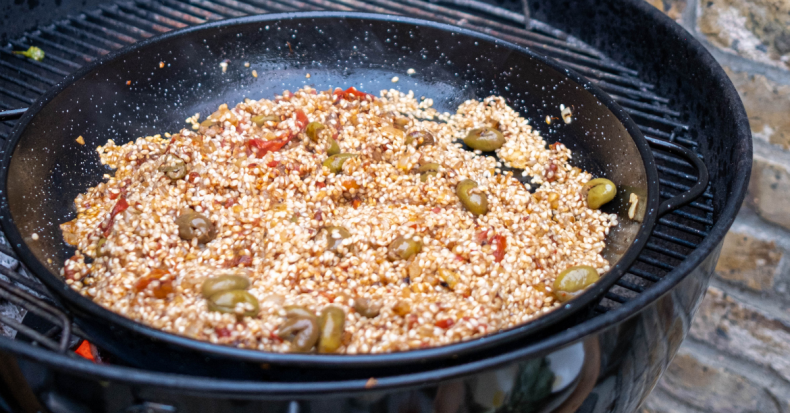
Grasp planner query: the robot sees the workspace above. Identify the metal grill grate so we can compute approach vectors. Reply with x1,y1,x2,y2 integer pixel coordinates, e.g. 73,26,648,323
0,0,712,319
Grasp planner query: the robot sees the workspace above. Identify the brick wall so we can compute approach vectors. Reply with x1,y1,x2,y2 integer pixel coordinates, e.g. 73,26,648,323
642,1,790,412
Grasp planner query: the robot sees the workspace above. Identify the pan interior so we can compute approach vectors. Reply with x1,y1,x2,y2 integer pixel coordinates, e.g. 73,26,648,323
5,15,646,330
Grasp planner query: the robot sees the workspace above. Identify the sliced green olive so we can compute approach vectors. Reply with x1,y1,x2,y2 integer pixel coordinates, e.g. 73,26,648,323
392,116,410,131
158,156,188,181
417,163,440,182
353,297,381,318
387,235,423,261
96,237,108,257
317,306,346,353
464,127,505,151
284,305,316,320
327,137,340,156
306,121,325,141
322,153,357,174
176,208,217,244
207,290,259,317
405,130,435,148
552,265,600,302
321,226,351,252
277,315,319,352
200,119,218,128
201,274,251,298
456,179,488,216
277,306,319,352
583,178,617,209
251,114,280,127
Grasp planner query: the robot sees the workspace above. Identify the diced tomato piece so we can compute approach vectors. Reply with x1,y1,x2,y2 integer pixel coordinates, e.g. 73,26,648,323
316,182,326,188
267,160,279,168
476,229,490,244
431,207,442,213
492,235,507,263
247,137,290,158
352,199,362,209
294,109,308,131
435,319,454,329
216,327,232,338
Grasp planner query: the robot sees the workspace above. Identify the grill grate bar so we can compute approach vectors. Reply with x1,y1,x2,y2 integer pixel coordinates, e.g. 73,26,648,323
54,22,126,50
213,0,283,13
159,0,226,20
0,60,59,87
659,178,713,200
0,48,72,77
659,192,713,212
644,242,687,260
658,218,708,237
637,255,675,271
98,4,179,33
0,73,46,95
627,268,662,283
0,86,36,105
652,230,698,249
560,60,654,90
39,27,113,56
627,108,690,130
116,2,191,29
69,16,140,44
616,279,645,293
84,10,156,38
137,1,209,25
177,0,248,17
609,95,680,117
591,79,670,104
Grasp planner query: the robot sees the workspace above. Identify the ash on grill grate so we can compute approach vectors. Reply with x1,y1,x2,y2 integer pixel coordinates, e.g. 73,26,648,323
0,0,712,315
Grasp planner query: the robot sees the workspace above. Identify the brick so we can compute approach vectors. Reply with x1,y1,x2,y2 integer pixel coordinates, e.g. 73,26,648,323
725,68,790,148
698,0,790,68
644,0,686,21
715,230,782,291
748,154,790,230
690,288,790,383
656,349,781,413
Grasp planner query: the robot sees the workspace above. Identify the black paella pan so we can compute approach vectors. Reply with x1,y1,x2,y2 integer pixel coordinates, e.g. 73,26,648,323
0,12,707,379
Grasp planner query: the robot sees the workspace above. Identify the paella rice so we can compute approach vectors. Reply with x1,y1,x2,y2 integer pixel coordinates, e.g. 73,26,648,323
60,86,617,354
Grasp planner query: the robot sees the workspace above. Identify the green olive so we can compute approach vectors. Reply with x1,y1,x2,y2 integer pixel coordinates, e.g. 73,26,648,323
284,305,316,320
464,127,505,151
553,265,600,302
200,119,218,128
158,156,188,181
251,114,280,127
96,237,108,257
417,163,440,182
317,306,346,353
321,226,351,252
405,130,435,148
176,208,217,244
207,290,259,317
392,116,410,131
305,121,325,141
322,153,357,174
201,274,251,298
353,297,381,318
584,178,617,209
277,315,319,352
327,137,340,156
278,306,319,352
387,235,423,261
456,179,488,216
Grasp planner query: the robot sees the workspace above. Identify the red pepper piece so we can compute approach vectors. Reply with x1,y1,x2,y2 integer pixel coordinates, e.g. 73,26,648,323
492,235,507,263
75,340,96,362
101,197,128,237
435,318,454,329
333,86,373,101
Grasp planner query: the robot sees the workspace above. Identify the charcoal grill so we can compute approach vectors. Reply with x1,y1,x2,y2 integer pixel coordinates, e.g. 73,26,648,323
0,0,750,412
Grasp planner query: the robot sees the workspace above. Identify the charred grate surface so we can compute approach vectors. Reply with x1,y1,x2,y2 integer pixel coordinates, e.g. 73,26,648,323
0,0,712,315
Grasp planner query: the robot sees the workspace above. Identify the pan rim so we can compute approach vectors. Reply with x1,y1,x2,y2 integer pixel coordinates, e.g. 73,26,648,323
0,11,659,369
